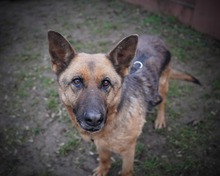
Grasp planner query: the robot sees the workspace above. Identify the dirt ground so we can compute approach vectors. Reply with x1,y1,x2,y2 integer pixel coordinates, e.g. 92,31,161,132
0,0,220,176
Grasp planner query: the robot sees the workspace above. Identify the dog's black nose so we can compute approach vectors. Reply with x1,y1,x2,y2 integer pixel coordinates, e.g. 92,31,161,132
84,110,103,127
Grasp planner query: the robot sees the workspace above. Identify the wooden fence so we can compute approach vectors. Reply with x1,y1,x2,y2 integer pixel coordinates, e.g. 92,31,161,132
123,0,220,40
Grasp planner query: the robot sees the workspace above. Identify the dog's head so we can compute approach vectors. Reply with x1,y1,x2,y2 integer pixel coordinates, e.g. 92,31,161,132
48,31,138,133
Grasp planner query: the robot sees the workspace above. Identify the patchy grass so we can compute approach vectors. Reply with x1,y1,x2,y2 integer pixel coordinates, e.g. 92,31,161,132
58,139,79,156
57,129,80,156
139,12,216,62
91,21,118,36
68,39,95,52
166,104,181,120
15,53,41,62
40,171,58,176
135,142,146,157
168,81,181,97
31,126,43,136
42,77,55,88
160,158,201,176
138,157,160,174
168,126,201,151
47,89,59,111
143,14,164,26
133,120,213,176
212,80,220,91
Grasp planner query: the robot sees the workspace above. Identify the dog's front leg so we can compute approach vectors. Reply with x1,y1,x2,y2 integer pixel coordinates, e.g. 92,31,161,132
120,143,136,176
93,142,111,176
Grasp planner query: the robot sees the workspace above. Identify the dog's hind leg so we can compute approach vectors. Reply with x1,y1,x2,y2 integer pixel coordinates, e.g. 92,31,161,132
155,68,170,129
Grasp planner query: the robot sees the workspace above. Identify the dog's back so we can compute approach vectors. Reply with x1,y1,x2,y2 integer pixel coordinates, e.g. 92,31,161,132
129,35,171,109
129,35,200,129
130,35,171,75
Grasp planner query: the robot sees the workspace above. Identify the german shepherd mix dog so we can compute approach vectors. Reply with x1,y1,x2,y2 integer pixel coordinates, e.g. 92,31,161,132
48,31,200,176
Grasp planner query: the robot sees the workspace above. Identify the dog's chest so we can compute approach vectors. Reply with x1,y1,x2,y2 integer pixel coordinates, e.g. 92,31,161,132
93,102,146,154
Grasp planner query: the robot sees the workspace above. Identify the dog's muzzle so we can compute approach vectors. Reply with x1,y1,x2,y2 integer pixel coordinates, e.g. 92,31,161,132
77,110,105,132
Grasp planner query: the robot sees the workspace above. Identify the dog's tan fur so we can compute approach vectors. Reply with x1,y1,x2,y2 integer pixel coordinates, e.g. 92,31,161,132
61,54,146,176
48,31,200,176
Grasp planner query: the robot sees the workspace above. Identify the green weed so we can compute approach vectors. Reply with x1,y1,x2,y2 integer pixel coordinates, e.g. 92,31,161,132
168,81,192,98
166,16,178,24
17,89,29,98
68,39,95,52
58,129,80,156
135,142,146,157
212,80,220,90
41,171,57,176
147,110,157,123
32,126,42,136
143,14,163,26
58,109,71,123
212,79,220,100
98,40,111,52
168,126,200,151
42,77,55,88
166,104,181,120
91,21,118,36
58,139,79,155
141,157,159,171
171,47,187,61
16,77,34,99
135,157,160,176
15,52,41,62
168,81,180,97
47,89,59,111
161,158,200,175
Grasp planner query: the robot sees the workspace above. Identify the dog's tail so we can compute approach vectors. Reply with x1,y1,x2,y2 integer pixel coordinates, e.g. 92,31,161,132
170,69,201,86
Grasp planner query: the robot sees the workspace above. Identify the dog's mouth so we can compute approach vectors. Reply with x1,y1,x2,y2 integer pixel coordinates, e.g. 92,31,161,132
77,120,105,133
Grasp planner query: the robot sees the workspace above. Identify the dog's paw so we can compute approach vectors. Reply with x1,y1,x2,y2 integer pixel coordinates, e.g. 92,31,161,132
118,170,133,176
154,119,166,129
92,166,109,176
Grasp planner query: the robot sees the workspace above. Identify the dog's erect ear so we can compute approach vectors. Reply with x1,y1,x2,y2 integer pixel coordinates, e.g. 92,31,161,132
48,30,76,74
107,35,138,77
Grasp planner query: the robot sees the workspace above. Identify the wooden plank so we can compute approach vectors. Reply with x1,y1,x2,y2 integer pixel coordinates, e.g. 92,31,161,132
192,0,220,39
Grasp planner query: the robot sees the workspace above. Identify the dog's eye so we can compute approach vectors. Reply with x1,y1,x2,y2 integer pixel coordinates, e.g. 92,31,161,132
101,79,111,90
71,78,83,88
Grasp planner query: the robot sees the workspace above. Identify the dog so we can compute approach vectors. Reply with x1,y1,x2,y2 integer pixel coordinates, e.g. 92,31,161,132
48,31,200,176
